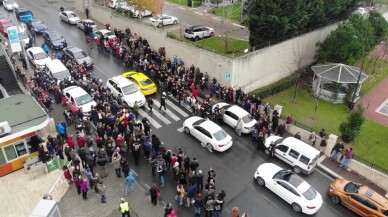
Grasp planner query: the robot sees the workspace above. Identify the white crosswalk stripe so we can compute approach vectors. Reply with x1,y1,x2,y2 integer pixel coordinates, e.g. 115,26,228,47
165,100,189,117
138,109,162,129
152,100,180,121
145,107,172,125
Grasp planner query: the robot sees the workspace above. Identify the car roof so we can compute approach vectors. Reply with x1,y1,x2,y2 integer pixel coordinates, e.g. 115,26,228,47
198,119,222,134
82,19,94,23
110,75,135,87
98,29,110,33
64,11,76,14
282,137,321,156
128,72,149,80
27,47,45,54
358,186,388,208
65,46,82,52
227,105,249,117
63,86,88,97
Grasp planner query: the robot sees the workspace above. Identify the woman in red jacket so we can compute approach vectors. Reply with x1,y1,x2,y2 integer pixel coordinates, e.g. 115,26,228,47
63,165,73,184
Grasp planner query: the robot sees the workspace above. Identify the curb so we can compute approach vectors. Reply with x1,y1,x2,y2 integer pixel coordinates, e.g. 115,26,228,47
316,155,342,180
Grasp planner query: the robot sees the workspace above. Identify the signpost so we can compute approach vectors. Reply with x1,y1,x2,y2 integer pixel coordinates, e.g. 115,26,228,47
225,73,231,81
7,26,22,53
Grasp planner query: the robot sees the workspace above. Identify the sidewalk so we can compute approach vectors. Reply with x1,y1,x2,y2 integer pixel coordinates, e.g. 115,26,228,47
317,155,386,196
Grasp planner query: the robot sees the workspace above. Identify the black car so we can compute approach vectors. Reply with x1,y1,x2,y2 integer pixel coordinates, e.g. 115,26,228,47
26,19,47,34
63,46,94,68
43,30,67,50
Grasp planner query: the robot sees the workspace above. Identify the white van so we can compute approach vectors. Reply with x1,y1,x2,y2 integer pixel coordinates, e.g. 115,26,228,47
106,75,146,107
264,136,320,175
45,59,72,84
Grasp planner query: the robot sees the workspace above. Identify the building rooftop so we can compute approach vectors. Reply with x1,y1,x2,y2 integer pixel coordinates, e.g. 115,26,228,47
0,94,49,143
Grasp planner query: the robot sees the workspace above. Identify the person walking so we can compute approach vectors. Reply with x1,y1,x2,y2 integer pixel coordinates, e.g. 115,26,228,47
340,148,353,169
159,92,167,111
148,97,154,114
97,180,106,203
149,183,159,206
119,198,130,217
80,178,88,200
125,172,135,196
235,118,243,137
85,7,89,19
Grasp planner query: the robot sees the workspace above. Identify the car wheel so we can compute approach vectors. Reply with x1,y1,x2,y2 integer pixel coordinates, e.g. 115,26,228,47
206,143,213,152
194,36,199,41
293,166,302,174
184,127,190,134
173,20,177,25
264,148,270,155
210,32,215,37
137,14,142,19
331,195,341,205
292,203,302,213
256,177,265,186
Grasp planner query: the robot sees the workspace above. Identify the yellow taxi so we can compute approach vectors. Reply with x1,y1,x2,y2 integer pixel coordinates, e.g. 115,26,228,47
121,71,157,95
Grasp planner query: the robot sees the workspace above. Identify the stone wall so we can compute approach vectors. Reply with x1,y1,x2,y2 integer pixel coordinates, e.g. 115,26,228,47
77,1,338,91
348,160,388,193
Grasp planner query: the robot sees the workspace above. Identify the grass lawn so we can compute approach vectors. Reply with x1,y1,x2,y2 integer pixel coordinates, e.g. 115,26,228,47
359,57,388,95
209,3,241,21
197,36,250,56
167,0,201,7
264,86,388,169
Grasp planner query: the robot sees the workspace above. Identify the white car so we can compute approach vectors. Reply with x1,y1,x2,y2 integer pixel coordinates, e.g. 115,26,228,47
106,75,146,108
213,102,256,134
59,11,80,24
149,14,178,28
95,29,116,40
63,86,97,116
26,47,51,69
131,7,152,19
3,0,18,11
184,25,215,41
254,163,323,215
183,116,233,152
17,26,30,47
77,19,98,31
356,7,368,15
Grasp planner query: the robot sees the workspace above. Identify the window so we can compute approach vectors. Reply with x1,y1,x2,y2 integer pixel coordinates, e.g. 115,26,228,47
299,155,310,165
277,181,300,196
203,130,212,138
362,199,377,211
288,149,300,159
225,111,238,120
0,149,6,165
302,186,317,200
14,141,28,156
276,144,289,153
4,145,17,161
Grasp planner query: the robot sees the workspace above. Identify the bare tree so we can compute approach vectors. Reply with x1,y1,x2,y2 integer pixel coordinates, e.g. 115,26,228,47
289,38,305,103
220,1,236,53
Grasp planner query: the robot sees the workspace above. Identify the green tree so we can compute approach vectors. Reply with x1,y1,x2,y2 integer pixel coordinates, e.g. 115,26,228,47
368,11,388,43
339,105,365,142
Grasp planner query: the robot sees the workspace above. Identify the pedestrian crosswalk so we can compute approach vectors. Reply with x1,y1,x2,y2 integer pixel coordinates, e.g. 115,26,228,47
136,97,190,129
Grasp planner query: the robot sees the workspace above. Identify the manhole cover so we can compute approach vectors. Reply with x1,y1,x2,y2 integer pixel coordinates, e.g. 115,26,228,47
376,98,388,116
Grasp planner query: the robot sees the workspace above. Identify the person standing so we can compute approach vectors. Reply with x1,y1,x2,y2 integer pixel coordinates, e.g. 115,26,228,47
148,97,154,114
125,172,135,196
309,132,317,147
119,198,130,217
331,142,344,162
30,28,36,43
205,196,214,217
340,148,353,169
285,114,293,132
149,183,159,206
164,202,173,217
97,180,106,203
63,165,73,184
80,178,88,200
157,164,165,188
85,7,89,19
194,193,203,217
112,152,122,178
235,118,243,137
159,92,167,111
319,136,327,153
132,101,140,120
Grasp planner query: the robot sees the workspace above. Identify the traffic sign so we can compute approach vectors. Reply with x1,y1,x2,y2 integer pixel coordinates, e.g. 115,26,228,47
7,26,21,53
225,73,231,81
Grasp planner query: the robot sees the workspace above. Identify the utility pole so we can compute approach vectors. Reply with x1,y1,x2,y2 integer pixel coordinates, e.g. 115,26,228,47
13,9,31,74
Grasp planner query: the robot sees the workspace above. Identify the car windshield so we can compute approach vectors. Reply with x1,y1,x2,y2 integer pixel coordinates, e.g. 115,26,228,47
302,186,317,200
344,182,363,193
275,137,285,145
242,114,254,124
122,84,138,95
3,22,13,28
49,32,62,40
73,50,87,59
213,129,228,141
53,70,71,80
34,52,48,60
140,78,153,86
273,170,293,180
32,20,43,25
68,13,77,18
19,31,28,39
105,31,114,36
75,94,93,106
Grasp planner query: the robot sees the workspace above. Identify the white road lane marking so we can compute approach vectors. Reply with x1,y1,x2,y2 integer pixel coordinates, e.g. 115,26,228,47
194,12,203,15
165,100,189,117
92,65,110,79
152,100,180,121
261,194,282,210
177,127,184,132
138,109,162,128
130,169,138,176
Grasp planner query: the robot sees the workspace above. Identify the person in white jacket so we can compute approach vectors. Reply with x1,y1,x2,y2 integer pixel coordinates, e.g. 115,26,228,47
235,118,244,136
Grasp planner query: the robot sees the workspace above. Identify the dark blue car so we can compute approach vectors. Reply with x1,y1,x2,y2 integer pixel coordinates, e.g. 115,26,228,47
15,8,34,22
26,19,47,34
43,31,67,50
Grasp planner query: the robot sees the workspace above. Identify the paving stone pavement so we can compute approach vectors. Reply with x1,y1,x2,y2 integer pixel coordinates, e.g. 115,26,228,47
59,164,164,217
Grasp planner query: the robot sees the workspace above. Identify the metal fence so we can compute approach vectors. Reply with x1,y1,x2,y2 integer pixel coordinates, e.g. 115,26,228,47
352,155,388,176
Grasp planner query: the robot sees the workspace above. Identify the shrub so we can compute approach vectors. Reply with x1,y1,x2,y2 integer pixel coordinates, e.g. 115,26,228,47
339,105,365,142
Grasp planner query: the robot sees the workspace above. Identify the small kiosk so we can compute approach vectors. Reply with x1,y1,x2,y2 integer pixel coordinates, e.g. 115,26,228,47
0,94,50,177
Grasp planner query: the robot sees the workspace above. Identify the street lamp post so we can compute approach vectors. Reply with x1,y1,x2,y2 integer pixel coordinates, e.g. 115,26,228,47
13,8,31,74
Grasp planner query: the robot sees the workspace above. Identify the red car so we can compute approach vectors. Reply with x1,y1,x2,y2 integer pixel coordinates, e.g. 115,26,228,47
0,19,14,37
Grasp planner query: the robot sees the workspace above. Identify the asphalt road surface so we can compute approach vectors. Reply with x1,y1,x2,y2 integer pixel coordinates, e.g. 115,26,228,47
1,1,358,216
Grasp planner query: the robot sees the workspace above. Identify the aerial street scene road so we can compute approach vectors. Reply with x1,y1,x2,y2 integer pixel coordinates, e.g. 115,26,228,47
0,0,387,217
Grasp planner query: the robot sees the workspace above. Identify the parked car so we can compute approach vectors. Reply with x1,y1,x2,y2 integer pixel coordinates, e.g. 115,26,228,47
212,102,256,134
76,19,97,31
15,7,33,22
131,7,152,19
183,116,233,152
59,11,80,24
3,0,18,11
0,19,13,36
121,71,157,95
26,47,51,69
184,25,214,41
43,30,67,50
106,75,146,108
95,29,116,40
264,136,320,174
63,46,94,68
26,19,47,34
328,178,388,217
149,14,178,28
254,163,323,215
62,86,97,116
